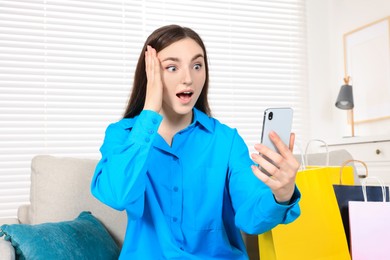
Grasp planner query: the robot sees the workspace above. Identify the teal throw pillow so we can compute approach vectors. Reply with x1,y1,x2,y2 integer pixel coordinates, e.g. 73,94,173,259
0,211,120,260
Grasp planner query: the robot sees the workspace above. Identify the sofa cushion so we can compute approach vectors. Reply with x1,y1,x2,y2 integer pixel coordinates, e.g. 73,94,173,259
28,155,127,246
0,239,15,260
0,211,119,260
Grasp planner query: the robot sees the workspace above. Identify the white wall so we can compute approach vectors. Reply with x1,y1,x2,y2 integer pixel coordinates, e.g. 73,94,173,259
307,0,390,141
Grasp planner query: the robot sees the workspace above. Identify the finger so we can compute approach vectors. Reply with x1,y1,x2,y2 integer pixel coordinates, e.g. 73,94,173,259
251,152,279,177
145,46,152,77
268,131,290,158
149,46,155,77
153,50,161,77
251,165,276,186
254,142,284,169
267,131,298,169
252,144,283,171
281,132,300,170
146,45,157,77
289,132,295,151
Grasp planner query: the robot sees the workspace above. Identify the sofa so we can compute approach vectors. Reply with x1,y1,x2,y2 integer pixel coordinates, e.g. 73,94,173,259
0,150,356,259
0,155,127,260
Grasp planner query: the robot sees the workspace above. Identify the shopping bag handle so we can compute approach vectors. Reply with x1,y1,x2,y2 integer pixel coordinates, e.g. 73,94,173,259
339,159,368,184
304,139,329,166
361,176,386,202
295,141,306,171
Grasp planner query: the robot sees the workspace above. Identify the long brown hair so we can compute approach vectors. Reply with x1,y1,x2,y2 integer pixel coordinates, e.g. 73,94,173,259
123,25,211,118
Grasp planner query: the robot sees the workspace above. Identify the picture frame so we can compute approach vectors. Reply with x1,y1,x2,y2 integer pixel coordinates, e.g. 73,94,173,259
343,16,390,123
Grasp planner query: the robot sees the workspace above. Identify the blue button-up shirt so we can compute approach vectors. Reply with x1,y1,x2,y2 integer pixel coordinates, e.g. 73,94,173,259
91,108,300,259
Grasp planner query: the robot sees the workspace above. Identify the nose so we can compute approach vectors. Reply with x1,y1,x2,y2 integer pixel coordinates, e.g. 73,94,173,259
182,68,193,85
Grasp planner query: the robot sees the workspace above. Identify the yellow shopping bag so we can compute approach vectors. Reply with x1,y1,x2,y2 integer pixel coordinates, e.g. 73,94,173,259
305,165,354,184
258,165,354,260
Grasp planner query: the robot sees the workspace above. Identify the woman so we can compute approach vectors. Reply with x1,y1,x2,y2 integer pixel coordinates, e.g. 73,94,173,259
91,24,300,259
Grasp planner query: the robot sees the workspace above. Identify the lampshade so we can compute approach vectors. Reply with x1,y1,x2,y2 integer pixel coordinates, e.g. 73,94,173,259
335,83,354,110
335,76,355,137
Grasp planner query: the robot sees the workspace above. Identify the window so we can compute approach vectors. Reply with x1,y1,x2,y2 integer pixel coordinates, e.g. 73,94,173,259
0,0,307,218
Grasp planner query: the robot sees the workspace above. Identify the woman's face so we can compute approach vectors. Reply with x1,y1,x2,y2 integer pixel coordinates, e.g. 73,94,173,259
157,38,206,118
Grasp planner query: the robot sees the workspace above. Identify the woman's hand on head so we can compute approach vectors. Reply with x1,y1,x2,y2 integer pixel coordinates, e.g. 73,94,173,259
250,132,300,203
144,45,163,113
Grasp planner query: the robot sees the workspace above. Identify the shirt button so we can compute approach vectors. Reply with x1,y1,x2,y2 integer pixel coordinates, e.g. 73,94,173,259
152,118,158,124
145,137,150,143
172,217,177,222
148,129,154,134
173,186,178,192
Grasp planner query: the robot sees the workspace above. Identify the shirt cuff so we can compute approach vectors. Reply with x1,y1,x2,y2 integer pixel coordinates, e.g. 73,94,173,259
127,110,163,145
275,186,300,206
255,185,300,221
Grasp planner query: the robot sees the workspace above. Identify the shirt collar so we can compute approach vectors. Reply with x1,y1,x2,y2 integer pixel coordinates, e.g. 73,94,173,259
192,108,214,133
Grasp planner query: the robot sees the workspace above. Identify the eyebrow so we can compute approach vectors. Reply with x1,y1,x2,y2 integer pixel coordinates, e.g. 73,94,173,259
161,53,204,62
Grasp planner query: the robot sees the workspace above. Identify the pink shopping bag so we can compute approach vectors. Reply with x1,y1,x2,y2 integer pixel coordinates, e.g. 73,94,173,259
349,177,390,260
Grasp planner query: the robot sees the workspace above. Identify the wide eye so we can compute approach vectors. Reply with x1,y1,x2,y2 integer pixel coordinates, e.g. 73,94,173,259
166,66,177,72
193,63,202,70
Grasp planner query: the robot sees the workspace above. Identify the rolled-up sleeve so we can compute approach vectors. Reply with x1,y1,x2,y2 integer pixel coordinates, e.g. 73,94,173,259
91,110,162,219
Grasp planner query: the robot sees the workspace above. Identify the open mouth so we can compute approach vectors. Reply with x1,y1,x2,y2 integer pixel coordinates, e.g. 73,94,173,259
176,91,194,100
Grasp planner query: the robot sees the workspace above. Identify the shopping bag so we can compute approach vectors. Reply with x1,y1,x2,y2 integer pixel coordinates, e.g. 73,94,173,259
349,177,390,260
305,165,354,184
258,140,353,260
333,160,389,250
259,166,353,260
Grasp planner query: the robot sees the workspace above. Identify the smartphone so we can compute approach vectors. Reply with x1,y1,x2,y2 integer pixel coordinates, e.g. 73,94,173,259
260,107,293,153
259,107,293,175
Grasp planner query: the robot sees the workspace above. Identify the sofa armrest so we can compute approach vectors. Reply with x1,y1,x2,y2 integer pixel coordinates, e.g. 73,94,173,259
0,218,19,226
0,218,18,260
17,204,31,224
0,239,15,260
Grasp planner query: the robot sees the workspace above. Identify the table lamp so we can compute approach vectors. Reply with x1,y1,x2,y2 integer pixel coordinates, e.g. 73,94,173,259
335,76,355,137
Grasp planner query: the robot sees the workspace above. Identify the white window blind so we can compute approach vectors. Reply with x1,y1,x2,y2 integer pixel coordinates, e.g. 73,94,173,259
0,0,308,218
